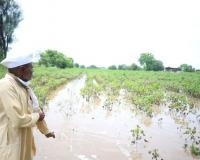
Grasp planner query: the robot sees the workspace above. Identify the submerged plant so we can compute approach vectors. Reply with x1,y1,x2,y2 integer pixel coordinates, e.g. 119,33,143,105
131,125,148,146
148,149,163,160
191,144,200,156
183,126,200,157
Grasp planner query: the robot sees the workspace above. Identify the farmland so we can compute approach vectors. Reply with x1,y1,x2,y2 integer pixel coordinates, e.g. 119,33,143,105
1,65,200,159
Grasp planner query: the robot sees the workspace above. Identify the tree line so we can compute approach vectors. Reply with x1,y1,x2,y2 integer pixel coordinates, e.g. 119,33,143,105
38,50,196,72
108,53,196,72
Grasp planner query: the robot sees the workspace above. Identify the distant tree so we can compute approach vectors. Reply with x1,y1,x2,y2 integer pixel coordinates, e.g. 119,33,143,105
118,64,128,70
0,0,22,60
151,60,164,71
39,50,67,68
108,65,117,70
80,65,85,68
138,53,155,70
180,64,195,72
129,63,140,70
87,65,98,69
74,63,79,68
66,57,74,68
138,53,164,71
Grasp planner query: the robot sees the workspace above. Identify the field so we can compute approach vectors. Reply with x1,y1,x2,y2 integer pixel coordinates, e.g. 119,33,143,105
1,65,200,158
0,65,83,105
82,69,200,115
80,69,200,158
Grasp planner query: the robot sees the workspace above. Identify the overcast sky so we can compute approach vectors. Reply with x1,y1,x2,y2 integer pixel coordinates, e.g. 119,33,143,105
11,0,200,68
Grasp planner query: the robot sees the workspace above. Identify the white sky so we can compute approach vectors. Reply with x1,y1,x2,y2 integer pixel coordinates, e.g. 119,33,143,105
10,0,200,68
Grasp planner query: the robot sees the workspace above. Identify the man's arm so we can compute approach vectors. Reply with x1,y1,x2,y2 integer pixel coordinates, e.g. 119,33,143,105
36,108,55,138
0,86,43,128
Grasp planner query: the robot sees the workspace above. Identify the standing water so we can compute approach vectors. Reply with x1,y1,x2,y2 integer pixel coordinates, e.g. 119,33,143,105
34,76,200,160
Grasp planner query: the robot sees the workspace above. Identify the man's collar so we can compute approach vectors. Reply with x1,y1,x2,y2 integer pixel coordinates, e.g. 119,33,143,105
6,72,30,88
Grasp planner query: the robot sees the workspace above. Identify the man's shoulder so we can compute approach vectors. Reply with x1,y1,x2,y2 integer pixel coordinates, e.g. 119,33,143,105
0,76,17,92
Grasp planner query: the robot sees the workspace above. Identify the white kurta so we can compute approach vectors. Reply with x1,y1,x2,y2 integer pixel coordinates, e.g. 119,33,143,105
0,73,50,160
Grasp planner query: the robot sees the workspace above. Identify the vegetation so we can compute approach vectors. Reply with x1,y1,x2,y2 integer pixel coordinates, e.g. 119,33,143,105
183,126,200,156
131,125,147,145
108,65,117,70
148,149,163,160
0,0,22,60
81,69,200,116
139,53,164,71
1,64,200,158
180,64,195,72
39,50,74,68
0,64,6,77
31,66,82,105
0,64,83,106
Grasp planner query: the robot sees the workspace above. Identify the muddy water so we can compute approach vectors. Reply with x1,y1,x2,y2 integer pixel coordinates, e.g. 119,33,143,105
34,76,200,160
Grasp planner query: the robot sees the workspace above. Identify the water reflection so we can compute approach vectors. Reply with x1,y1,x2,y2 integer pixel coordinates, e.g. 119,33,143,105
34,76,200,160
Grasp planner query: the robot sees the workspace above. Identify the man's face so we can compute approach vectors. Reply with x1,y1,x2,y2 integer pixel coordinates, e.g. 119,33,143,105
19,63,33,81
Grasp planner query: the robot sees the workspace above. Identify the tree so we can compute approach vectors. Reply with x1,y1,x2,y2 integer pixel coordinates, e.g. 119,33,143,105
138,53,155,70
39,50,69,68
138,53,164,71
118,64,128,70
151,60,164,71
129,63,140,70
87,65,98,69
108,65,117,70
0,0,22,60
74,63,79,68
80,65,85,68
180,64,195,72
66,57,74,68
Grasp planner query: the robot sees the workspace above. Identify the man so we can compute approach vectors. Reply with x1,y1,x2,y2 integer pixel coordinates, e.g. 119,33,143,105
0,53,55,160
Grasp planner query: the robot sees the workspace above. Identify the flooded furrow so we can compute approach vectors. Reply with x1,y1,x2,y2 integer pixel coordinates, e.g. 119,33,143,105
34,76,200,160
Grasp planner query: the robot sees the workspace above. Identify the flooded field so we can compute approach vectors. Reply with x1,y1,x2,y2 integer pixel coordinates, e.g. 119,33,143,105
34,76,200,160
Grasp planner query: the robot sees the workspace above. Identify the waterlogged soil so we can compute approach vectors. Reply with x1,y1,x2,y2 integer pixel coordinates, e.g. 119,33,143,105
34,76,200,160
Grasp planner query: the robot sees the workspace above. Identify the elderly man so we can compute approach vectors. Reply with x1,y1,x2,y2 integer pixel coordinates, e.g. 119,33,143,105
0,53,55,160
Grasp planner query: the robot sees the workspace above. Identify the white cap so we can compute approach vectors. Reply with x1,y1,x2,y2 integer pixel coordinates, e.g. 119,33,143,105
0,53,33,68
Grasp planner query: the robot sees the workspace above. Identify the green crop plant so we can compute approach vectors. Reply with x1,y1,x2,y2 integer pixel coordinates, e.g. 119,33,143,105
131,125,148,150
191,144,200,156
183,126,200,157
148,149,164,160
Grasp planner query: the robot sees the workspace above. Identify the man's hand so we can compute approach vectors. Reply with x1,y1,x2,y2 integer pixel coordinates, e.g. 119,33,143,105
38,112,45,121
45,132,56,138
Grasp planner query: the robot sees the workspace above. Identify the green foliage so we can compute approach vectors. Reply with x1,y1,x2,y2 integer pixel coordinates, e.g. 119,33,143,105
108,65,117,70
109,64,140,71
87,65,98,69
151,60,164,71
118,64,128,70
31,66,82,106
80,69,200,117
191,144,200,156
148,149,163,160
0,64,83,107
131,125,146,144
129,63,140,70
0,0,22,60
66,57,73,68
39,50,74,68
80,65,85,68
138,53,164,71
0,64,6,78
167,93,189,111
183,126,200,156
139,53,154,70
74,63,79,68
180,64,195,72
